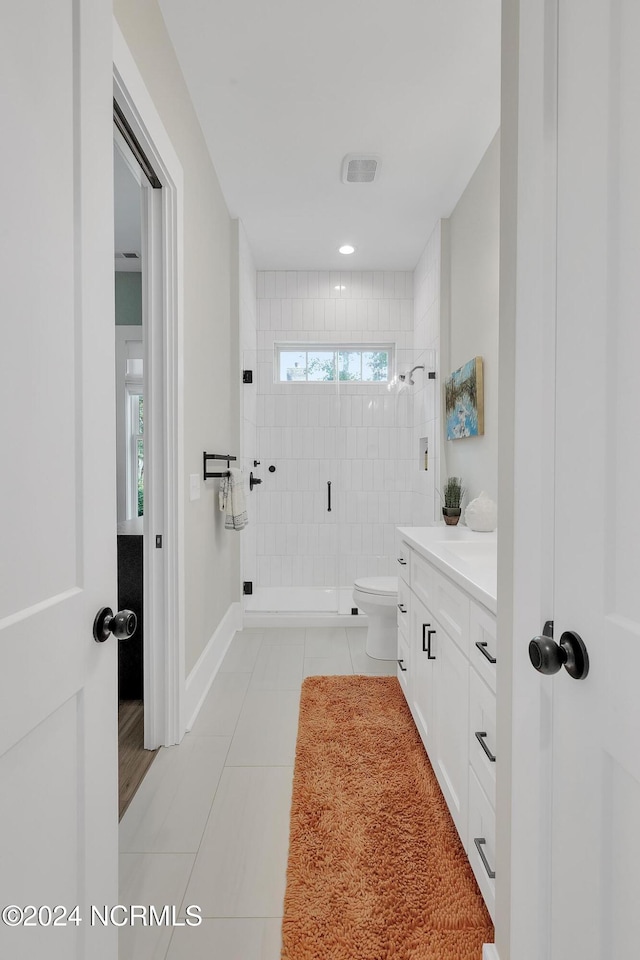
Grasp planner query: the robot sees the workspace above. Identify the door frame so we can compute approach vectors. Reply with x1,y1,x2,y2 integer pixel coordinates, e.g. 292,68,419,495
497,0,559,958
113,19,185,748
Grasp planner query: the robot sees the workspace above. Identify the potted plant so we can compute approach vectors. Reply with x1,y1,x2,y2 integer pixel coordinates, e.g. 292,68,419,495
442,476,465,525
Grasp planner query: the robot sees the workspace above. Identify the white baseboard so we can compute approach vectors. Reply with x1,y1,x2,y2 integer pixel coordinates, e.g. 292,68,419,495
183,601,242,731
483,945,500,960
243,612,367,628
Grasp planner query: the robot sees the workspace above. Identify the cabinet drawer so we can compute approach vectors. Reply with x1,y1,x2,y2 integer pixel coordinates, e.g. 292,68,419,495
468,767,496,921
470,602,497,693
410,549,434,610
397,579,411,632
431,567,470,657
396,541,411,585
397,628,410,699
469,668,496,808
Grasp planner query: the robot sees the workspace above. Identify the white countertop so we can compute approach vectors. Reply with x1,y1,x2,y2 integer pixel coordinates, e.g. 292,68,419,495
397,525,497,614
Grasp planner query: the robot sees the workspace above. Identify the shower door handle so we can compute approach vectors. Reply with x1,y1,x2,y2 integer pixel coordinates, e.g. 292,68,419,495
327,481,332,512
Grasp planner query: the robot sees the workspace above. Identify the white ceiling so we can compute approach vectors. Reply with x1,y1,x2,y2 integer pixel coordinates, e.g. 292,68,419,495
158,0,501,271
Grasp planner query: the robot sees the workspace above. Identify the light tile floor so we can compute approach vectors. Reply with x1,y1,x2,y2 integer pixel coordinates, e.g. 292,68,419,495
119,625,395,960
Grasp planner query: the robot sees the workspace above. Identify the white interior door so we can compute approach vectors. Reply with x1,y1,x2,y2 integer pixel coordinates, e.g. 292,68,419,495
0,2,118,958
549,1,640,956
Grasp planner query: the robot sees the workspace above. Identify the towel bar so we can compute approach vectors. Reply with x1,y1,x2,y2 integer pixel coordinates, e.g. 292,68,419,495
203,452,237,479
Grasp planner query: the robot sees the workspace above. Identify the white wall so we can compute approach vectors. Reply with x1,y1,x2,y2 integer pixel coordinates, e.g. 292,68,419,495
443,131,501,509
250,270,416,594
114,0,240,674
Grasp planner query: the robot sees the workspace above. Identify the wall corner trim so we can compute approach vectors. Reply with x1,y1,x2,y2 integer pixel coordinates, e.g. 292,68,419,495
482,945,500,960
183,602,242,732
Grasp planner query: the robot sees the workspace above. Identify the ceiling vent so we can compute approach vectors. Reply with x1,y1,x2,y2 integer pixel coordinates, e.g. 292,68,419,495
119,251,140,259
341,154,381,184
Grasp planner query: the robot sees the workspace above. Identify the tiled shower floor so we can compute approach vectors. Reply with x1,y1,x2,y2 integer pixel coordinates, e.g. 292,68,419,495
243,586,357,614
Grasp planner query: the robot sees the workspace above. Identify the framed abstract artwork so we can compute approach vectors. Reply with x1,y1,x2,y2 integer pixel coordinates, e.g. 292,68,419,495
445,357,484,440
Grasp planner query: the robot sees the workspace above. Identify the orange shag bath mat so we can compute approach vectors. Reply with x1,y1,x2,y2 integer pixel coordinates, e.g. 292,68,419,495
282,676,494,960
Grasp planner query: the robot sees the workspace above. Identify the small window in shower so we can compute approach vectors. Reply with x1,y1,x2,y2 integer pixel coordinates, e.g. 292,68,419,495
276,343,393,383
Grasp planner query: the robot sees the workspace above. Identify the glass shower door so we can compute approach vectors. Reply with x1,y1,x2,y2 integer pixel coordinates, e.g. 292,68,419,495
252,346,339,614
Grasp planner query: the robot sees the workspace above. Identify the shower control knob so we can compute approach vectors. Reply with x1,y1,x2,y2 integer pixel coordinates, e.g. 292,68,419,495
93,607,137,643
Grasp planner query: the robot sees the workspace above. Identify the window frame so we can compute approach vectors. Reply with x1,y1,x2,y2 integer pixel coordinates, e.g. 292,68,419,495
125,373,144,519
274,342,395,384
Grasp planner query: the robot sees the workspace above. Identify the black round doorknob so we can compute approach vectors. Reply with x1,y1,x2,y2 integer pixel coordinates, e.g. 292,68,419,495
93,607,137,643
529,630,589,680
529,635,564,674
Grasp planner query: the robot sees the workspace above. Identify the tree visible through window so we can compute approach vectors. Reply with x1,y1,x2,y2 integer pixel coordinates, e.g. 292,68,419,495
277,345,392,382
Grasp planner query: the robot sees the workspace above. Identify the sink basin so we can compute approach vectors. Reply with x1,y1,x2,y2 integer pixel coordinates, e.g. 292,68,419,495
441,540,497,563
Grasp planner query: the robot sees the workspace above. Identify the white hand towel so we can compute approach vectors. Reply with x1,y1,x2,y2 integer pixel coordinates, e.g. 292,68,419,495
218,468,248,530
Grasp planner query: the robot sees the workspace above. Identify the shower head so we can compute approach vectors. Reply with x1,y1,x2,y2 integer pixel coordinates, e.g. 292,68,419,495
398,364,425,385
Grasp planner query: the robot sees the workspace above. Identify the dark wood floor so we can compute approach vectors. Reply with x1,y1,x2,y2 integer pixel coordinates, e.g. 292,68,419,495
118,700,158,820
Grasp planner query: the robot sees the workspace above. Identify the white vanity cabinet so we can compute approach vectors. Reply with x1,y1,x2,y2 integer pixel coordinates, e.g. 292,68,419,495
430,612,470,843
395,544,412,696
397,532,497,921
467,604,497,916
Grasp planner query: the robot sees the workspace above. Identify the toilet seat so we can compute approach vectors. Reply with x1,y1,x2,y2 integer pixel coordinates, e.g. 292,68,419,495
353,576,398,597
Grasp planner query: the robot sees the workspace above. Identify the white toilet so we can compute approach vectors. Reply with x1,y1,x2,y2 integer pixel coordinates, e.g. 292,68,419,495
352,576,399,660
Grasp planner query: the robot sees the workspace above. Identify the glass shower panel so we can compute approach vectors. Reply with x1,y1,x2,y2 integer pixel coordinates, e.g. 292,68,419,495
335,374,415,613
252,377,339,614
302,378,338,612
248,341,429,616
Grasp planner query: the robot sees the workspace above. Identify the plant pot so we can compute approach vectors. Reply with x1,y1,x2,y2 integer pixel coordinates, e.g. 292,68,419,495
442,507,461,526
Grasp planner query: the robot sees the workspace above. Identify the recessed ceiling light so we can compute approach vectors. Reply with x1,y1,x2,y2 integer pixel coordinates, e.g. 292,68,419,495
339,244,355,255
334,285,346,291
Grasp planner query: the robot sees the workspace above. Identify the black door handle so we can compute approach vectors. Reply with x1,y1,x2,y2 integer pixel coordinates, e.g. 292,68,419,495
93,607,137,643
327,480,332,512
249,471,262,491
529,630,589,680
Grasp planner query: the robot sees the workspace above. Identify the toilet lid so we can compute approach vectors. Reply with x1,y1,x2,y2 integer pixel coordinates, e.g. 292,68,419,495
353,576,398,597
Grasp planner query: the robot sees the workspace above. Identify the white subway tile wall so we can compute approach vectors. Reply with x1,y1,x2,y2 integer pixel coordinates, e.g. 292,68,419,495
250,270,421,594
